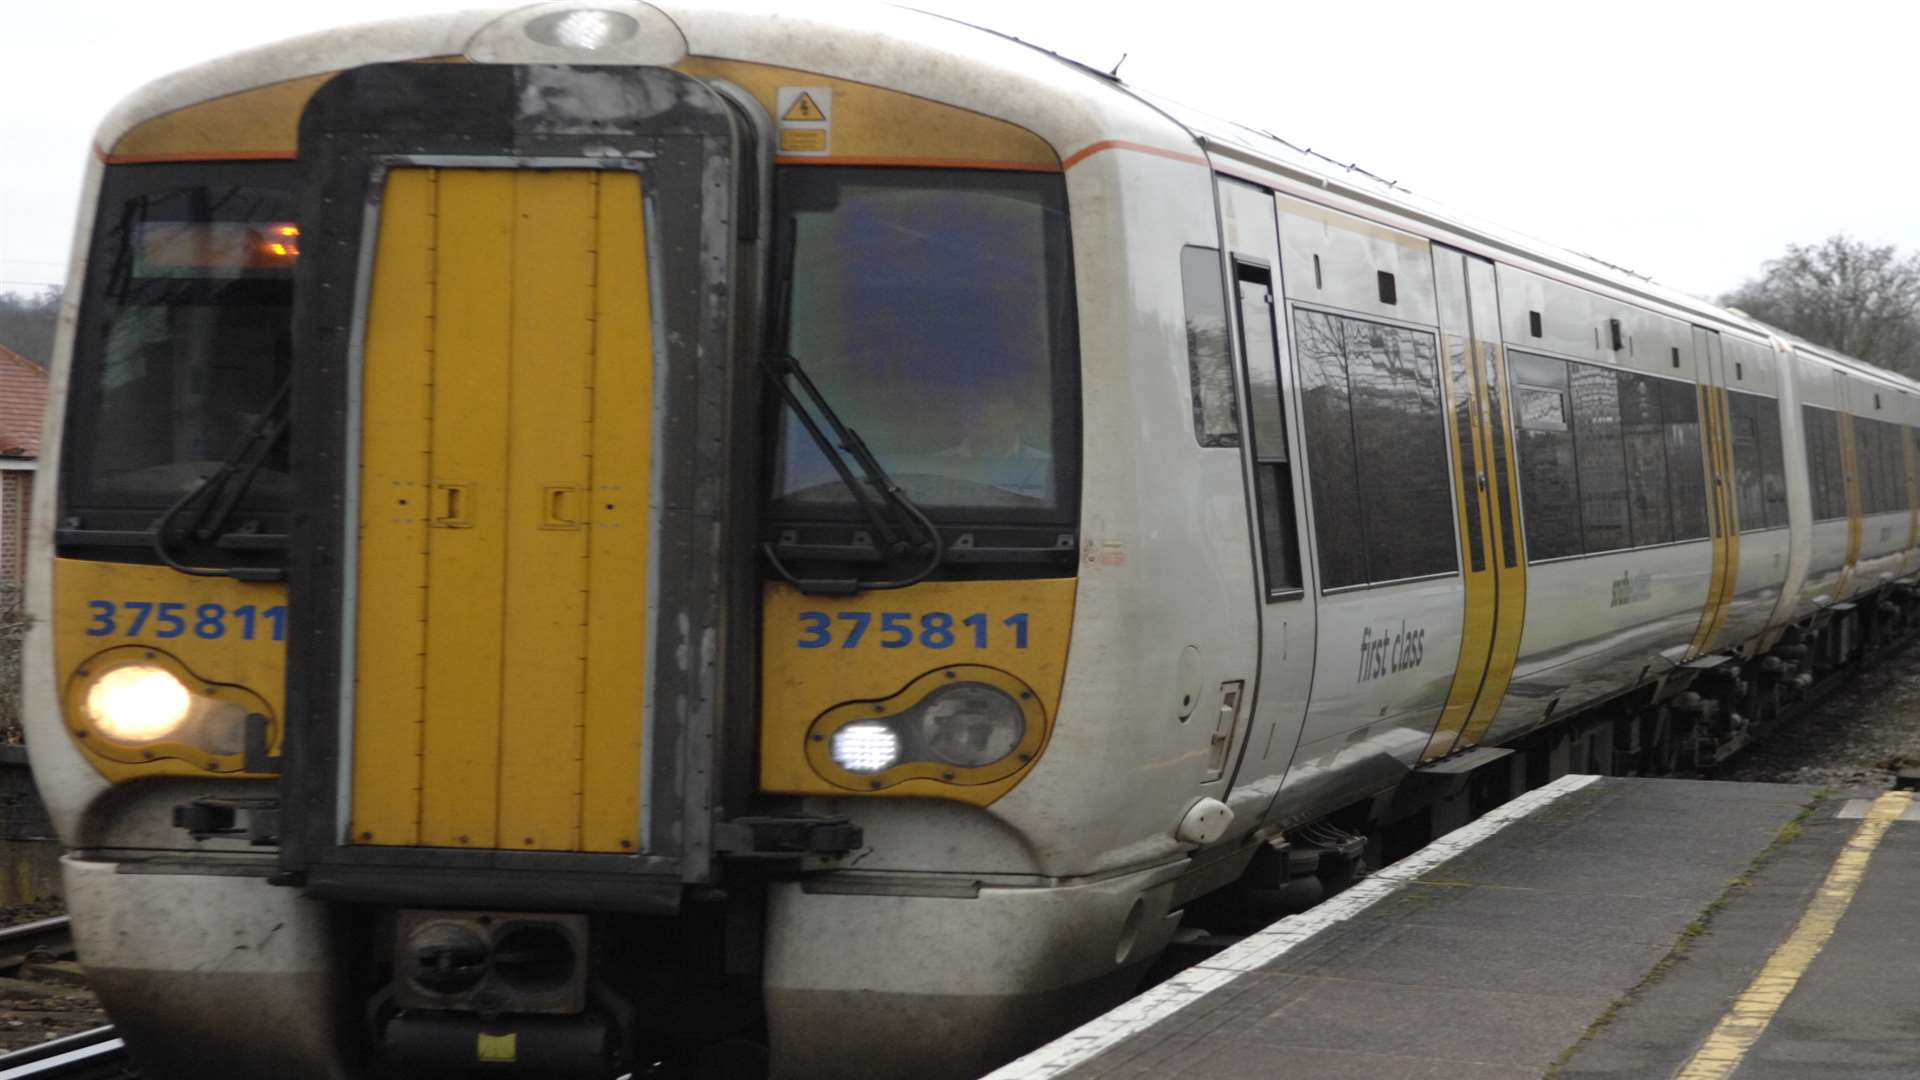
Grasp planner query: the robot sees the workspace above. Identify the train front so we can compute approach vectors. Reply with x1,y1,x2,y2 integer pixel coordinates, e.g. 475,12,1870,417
23,4,1119,1078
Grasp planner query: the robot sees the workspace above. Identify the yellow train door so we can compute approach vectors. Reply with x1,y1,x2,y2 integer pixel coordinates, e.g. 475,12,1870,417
349,166,653,854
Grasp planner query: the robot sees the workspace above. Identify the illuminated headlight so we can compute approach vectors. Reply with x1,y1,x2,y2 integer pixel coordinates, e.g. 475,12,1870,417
919,684,1025,768
85,665,191,743
830,721,901,774
525,9,641,50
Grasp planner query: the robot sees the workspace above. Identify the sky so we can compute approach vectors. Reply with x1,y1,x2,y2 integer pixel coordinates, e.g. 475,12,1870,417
4,0,1918,301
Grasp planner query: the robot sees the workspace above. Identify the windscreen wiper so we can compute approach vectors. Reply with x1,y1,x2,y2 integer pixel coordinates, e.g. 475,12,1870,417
151,378,291,582
761,353,944,594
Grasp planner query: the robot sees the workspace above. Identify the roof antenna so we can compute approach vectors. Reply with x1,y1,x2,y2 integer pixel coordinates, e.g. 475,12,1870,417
1108,51,1129,79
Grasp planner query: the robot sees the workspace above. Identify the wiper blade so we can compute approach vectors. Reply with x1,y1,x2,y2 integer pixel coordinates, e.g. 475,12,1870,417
761,354,944,593
151,379,292,582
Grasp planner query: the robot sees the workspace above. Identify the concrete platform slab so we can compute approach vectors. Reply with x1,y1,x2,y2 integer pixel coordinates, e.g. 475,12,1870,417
989,775,1918,1080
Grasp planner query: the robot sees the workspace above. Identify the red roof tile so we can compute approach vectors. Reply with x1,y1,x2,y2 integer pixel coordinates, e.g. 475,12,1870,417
0,347,48,459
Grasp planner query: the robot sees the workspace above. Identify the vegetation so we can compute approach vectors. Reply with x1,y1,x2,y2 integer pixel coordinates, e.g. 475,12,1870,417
1721,237,1920,379
0,290,59,368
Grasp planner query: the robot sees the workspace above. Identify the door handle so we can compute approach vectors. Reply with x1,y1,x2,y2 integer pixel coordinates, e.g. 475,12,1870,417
430,482,473,528
541,484,583,530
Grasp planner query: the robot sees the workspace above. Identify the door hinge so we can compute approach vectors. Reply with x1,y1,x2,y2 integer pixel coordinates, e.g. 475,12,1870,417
714,815,864,860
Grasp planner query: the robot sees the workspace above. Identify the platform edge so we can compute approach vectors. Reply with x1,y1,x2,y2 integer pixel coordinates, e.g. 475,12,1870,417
980,772,1605,1080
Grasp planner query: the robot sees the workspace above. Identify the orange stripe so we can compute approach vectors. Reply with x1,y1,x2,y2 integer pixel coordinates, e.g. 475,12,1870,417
774,154,1059,172
1062,139,1208,170
104,150,298,165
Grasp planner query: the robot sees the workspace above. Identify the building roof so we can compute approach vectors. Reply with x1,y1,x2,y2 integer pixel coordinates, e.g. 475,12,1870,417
0,346,47,459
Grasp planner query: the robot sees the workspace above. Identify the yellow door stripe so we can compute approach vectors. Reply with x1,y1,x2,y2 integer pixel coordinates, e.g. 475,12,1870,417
1426,333,1496,761
1459,340,1527,747
1672,790,1913,1080
1702,388,1742,650
1689,385,1734,657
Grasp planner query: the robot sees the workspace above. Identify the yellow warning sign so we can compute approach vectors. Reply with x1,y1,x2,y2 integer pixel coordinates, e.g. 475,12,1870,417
476,1032,517,1063
780,129,827,153
783,92,826,122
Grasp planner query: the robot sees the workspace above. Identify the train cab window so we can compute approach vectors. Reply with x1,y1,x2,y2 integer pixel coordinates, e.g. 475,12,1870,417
1510,352,1582,560
1294,309,1454,588
768,168,1078,532
62,162,296,547
1234,265,1302,596
1182,247,1239,448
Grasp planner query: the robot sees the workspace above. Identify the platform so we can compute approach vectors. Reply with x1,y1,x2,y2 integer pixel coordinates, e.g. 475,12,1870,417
987,775,1920,1080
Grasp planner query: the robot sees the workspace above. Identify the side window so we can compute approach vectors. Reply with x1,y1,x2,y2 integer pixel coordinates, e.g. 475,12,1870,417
1294,309,1456,588
1855,418,1880,515
1757,397,1788,527
1509,352,1582,560
1233,265,1302,596
1618,372,1671,546
1509,350,1716,558
1802,405,1829,520
1804,406,1846,521
1663,381,1708,541
1182,246,1239,448
1880,419,1905,514
1570,363,1628,552
1727,391,1766,528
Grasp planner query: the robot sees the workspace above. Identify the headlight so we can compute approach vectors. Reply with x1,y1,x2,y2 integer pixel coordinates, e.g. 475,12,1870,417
920,684,1025,767
66,648,273,772
830,721,901,774
806,666,1047,791
85,665,191,742
524,9,641,49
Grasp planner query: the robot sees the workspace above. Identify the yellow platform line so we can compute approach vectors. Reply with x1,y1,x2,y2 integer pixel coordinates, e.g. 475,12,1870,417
1673,789,1914,1080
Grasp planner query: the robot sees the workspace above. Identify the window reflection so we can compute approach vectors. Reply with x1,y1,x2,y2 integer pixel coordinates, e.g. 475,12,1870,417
68,164,295,517
1294,309,1455,587
771,169,1075,516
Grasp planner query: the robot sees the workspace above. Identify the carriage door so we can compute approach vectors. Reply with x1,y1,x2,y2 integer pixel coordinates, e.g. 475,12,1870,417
284,62,744,894
1212,178,1315,798
1687,328,1741,655
348,166,653,854
1423,248,1527,759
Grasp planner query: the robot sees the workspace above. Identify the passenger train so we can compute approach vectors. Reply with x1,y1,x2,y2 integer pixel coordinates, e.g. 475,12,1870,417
27,2,1919,1077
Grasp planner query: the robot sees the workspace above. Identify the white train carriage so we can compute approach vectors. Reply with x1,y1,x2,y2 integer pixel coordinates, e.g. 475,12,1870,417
26,2,1920,1077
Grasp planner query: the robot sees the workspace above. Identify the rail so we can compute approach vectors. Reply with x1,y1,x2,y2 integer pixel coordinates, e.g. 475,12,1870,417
0,1028,128,1080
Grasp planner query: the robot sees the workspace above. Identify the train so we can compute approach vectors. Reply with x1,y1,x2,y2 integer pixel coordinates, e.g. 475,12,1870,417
25,1,1920,1077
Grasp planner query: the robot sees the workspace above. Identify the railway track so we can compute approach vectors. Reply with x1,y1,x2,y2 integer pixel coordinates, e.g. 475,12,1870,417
0,1027,129,1080
0,920,129,1079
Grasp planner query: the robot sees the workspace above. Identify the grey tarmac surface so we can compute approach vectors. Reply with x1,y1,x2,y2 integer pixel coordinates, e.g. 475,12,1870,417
1030,768,1920,1080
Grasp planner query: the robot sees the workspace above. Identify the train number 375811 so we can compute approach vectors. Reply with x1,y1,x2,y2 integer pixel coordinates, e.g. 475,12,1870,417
85,600,289,642
796,611,1030,650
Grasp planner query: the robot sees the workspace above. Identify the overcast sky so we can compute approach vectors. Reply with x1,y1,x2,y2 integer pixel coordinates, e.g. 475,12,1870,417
4,1,1916,300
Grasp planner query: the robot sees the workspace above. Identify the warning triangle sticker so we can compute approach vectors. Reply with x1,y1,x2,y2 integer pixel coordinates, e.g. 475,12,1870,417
783,93,826,122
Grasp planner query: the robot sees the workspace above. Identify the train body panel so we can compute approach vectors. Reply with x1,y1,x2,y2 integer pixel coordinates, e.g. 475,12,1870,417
29,3,1920,1077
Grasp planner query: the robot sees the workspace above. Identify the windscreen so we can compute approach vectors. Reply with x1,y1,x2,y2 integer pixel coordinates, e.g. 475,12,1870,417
64,162,295,530
769,168,1077,520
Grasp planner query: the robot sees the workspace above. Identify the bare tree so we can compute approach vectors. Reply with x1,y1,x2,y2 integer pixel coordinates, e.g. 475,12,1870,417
0,288,60,367
1721,237,1920,378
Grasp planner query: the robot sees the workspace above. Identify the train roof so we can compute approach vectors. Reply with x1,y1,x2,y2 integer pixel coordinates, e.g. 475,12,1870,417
94,0,1920,399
